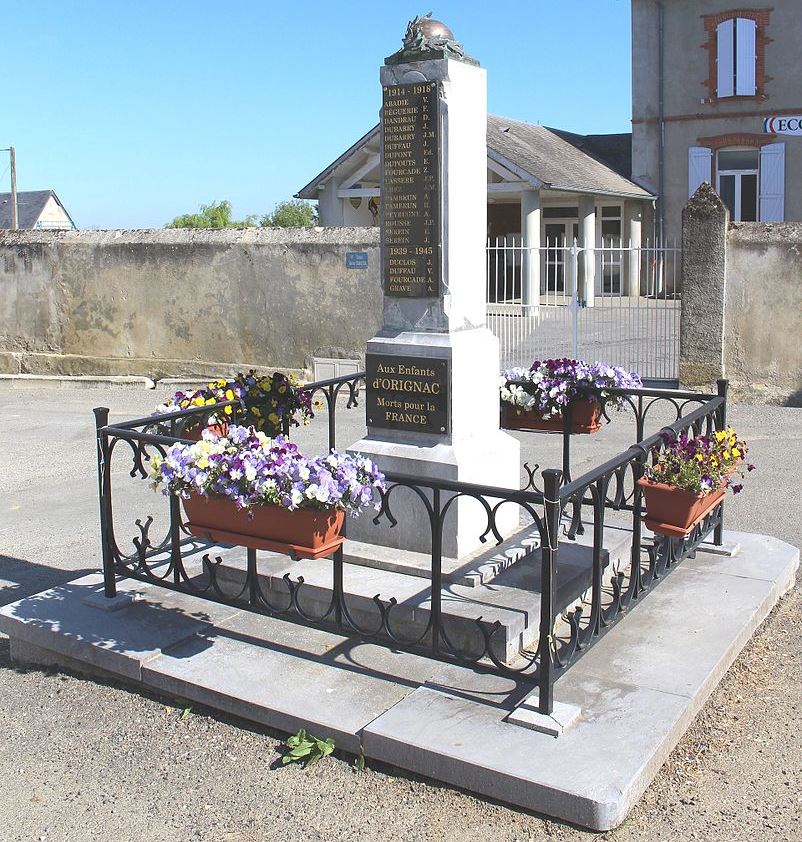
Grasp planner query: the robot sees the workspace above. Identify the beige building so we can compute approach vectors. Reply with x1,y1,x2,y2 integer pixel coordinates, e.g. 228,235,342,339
297,117,653,299
632,0,800,241
0,190,76,230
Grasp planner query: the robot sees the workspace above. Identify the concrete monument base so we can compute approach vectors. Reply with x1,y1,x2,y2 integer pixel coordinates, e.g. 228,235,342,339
350,327,521,557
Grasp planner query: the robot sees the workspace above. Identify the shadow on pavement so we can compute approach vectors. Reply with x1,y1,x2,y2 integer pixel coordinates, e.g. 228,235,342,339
0,554,95,607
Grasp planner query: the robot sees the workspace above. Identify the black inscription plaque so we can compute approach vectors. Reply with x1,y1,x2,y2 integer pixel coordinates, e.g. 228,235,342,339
366,354,450,434
381,81,440,297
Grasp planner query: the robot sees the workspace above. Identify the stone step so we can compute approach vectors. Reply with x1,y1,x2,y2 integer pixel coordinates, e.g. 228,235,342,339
342,518,632,588
213,537,611,666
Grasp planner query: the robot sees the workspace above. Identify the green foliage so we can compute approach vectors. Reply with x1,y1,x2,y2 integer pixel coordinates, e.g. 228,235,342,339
166,200,257,229
281,729,335,769
261,199,317,228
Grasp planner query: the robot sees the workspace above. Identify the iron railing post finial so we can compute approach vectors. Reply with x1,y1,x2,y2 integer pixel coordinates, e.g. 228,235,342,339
538,468,562,715
93,407,116,598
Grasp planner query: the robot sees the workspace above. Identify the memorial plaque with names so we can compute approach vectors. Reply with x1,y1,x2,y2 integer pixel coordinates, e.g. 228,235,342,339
381,81,440,298
366,353,450,434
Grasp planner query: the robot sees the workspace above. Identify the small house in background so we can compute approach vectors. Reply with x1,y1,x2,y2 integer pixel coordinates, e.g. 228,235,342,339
0,190,76,230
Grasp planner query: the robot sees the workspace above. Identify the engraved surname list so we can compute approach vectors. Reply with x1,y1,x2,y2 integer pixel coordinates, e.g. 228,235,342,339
381,81,440,297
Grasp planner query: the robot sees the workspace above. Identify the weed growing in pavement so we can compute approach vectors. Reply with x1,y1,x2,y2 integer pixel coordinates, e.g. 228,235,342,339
281,729,335,769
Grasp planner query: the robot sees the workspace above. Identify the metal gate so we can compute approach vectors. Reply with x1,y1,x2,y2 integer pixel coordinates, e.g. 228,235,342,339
486,238,681,382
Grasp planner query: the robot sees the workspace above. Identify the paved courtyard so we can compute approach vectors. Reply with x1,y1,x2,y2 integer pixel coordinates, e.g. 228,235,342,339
491,297,681,381
0,383,799,842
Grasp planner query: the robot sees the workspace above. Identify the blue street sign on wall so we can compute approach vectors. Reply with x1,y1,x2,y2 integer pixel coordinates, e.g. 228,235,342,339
346,252,369,268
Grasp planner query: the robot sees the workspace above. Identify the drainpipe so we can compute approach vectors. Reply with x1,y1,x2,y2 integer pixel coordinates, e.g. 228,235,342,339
657,0,665,246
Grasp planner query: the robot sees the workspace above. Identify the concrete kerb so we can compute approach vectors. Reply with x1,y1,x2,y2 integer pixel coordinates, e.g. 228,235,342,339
0,374,157,390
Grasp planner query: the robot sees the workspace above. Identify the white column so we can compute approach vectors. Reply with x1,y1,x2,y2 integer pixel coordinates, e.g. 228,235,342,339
348,56,520,559
317,177,344,226
625,201,642,297
579,195,596,307
520,189,541,308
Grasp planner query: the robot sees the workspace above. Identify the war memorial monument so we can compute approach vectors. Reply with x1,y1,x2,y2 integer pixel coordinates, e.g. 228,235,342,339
0,15,797,831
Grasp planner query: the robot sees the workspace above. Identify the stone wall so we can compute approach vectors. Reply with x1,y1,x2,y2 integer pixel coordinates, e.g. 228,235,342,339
724,223,802,404
0,227,381,378
680,186,802,405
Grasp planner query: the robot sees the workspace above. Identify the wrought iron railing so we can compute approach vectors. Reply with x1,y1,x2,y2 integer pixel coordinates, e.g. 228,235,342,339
93,373,728,716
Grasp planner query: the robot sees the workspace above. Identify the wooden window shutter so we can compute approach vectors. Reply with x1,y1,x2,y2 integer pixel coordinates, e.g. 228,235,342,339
759,143,785,222
688,147,713,198
716,19,735,98
735,18,757,96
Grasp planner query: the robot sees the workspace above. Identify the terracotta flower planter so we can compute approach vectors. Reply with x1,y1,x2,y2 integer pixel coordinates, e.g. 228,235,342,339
183,495,345,557
636,477,725,538
500,398,602,434
181,421,229,442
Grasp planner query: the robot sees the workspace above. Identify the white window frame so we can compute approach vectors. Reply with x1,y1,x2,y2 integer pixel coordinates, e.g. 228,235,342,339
716,148,759,222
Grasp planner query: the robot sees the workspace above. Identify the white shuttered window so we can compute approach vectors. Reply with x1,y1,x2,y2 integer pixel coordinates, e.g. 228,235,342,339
759,143,785,222
688,147,713,198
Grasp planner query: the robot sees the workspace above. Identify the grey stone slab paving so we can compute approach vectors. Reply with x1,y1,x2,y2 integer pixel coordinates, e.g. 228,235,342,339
0,574,240,680
2,530,796,830
362,681,691,831
361,533,799,829
575,532,799,699
141,610,449,753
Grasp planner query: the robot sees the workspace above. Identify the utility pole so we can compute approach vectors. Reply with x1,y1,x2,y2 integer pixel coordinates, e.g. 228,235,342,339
1,146,18,229
9,146,18,230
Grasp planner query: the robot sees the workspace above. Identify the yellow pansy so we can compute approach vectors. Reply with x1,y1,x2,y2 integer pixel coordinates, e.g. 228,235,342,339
205,397,216,406
225,389,235,400
224,405,233,415
732,448,740,458
192,396,206,407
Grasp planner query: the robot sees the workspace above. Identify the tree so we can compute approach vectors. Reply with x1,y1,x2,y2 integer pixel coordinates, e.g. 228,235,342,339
261,199,317,228
166,200,257,229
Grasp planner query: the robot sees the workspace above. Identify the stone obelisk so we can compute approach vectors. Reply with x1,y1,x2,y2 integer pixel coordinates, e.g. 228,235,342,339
349,16,520,558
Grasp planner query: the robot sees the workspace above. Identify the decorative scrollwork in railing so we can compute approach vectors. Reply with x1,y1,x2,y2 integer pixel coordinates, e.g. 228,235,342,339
92,374,730,719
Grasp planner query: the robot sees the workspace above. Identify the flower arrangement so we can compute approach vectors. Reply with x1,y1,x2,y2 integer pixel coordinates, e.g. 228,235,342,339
155,371,314,436
500,358,642,419
148,425,385,516
646,426,753,496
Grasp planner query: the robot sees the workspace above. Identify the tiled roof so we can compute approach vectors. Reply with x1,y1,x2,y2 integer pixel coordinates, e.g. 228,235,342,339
298,116,652,200
488,116,650,198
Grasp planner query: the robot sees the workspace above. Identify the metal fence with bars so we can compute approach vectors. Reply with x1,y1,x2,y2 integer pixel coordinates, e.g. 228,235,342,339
486,238,681,382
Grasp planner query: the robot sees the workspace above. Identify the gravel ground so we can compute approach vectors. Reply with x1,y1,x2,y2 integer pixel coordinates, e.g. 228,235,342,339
0,385,800,842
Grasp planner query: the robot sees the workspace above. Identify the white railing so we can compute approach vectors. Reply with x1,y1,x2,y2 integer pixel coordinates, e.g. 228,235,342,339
486,238,681,381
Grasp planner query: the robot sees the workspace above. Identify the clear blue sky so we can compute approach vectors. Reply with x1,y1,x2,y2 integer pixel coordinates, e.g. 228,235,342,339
4,1,632,229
